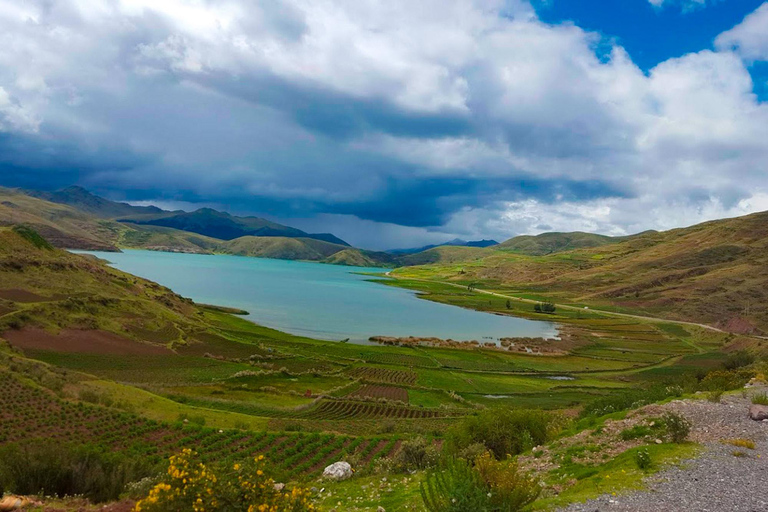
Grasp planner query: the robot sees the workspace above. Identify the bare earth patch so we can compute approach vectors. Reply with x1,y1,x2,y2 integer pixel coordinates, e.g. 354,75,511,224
3,327,172,355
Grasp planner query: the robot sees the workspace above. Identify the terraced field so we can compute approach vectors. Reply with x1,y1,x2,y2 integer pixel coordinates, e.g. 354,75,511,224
346,366,418,385
347,384,409,403
0,371,399,480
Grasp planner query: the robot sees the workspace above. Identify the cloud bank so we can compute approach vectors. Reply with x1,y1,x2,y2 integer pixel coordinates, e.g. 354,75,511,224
0,0,767,249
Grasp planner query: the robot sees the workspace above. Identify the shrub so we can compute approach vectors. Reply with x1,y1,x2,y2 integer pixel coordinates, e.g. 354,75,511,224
533,302,556,314
751,393,768,406
0,440,154,503
133,450,314,512
420,453,540,512
663,412,691,443
705,390,723,403
444,409,554,460
723,351,755,371
579,386,673,419
699,369,755,392
723,438,755,450
619,425,652,441
389,437,440,472
634,448,652,470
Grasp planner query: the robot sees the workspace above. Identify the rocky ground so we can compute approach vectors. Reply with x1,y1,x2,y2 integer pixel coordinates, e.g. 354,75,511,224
559,387,768,512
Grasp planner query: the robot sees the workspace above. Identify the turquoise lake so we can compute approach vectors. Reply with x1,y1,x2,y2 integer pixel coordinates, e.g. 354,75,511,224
81,250,557,344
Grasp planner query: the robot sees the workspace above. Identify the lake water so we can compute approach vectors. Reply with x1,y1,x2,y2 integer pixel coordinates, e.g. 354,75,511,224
80,250,557,344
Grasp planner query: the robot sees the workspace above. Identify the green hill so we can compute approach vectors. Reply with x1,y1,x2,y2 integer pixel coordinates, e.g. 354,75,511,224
395,211,768,333
396,245,494,266
0,187,119,251
497,231,631,255
220,236,348,260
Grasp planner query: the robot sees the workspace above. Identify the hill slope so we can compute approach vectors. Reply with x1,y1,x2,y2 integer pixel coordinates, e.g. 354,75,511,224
497,231,630,255
395,211,768,333
0,188,119,251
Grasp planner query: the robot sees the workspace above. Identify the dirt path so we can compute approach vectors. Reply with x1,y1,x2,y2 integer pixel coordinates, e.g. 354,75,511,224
558,388,768,512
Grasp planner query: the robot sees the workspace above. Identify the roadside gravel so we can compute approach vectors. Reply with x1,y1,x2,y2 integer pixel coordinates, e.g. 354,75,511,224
560,388,768,512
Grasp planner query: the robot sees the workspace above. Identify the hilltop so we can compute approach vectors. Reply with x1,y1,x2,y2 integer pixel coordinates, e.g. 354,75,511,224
497,231,637,256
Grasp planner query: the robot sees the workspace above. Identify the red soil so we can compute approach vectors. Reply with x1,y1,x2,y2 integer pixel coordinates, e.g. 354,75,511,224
3,328,172,355
0,288,47,303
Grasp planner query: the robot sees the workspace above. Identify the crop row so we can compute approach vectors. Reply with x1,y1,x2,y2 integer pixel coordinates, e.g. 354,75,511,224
301,398,460,420
346,366,418,385
346,384,409,403
0,372,398,480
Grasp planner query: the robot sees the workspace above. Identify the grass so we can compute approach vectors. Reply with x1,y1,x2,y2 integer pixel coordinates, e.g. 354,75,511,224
751,392,768,405
722,438,756,450
532,443,701,510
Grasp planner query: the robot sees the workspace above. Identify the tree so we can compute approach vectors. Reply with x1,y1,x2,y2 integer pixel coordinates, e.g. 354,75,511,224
506,299,511,310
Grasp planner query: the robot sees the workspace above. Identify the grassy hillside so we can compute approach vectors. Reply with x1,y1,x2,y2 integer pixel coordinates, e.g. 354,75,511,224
396,245,494,266
220,236,347,260
0,188,119,251
497,231,631,256
394,211,768,333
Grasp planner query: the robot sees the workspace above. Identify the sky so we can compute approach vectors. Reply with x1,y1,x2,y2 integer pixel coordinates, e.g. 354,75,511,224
1,0,768,250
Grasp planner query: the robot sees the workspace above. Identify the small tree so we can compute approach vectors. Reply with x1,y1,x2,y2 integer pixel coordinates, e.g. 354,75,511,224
506,299,511,310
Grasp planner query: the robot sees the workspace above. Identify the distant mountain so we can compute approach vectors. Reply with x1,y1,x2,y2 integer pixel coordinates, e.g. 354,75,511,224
120,208,350,246
30,186,351,247
389,238,498,255
30,186,164,219
497,232,633,256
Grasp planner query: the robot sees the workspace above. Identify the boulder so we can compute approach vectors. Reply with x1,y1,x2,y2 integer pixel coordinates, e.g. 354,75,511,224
323,461,353,481
749,404,768,421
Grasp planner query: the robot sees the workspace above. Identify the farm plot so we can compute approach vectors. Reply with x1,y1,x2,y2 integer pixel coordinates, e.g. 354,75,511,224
346,384,409,403
0,371,397,480
346,366,418,385
301,398,465,420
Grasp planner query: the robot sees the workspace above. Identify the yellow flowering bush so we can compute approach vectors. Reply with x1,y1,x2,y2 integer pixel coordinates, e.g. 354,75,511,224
133,449,315,512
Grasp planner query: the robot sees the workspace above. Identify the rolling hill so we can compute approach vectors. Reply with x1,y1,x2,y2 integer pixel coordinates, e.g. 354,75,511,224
395,210,768,333
0,187,119,251
497,231,633,256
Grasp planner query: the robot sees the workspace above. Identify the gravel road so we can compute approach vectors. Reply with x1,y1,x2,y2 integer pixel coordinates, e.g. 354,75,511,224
559,389,768,512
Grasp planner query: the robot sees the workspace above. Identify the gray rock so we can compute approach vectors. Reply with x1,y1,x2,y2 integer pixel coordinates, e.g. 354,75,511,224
323,461,353,481
749,404,768,421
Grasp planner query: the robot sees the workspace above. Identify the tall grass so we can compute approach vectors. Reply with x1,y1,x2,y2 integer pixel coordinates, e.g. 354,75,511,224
0,440,156,503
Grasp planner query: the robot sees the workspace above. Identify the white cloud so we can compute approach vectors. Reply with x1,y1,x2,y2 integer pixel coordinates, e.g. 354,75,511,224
715,2,768,61
0,0,767,247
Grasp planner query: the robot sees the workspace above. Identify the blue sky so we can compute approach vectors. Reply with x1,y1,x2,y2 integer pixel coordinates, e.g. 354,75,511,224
1,0,767,249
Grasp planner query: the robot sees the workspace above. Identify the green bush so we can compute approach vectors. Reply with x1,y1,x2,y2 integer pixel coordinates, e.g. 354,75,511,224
0,440,155,503
389,436,440,472
663,412,691,443
444,409,554,460
533,302,556,314
634,448,652,470
699,369,755,392
421,453,540,512
705,390,724,403
723,351,755,371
